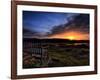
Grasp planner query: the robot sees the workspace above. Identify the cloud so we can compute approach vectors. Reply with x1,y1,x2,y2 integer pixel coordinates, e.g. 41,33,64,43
23,28,39,38
47,14,89,37
23,14,89,39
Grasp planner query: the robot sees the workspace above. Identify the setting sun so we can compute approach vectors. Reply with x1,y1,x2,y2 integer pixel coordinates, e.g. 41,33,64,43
65,36,75,40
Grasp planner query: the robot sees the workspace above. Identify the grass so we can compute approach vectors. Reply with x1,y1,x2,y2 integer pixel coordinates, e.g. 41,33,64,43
47,45,89,67
23,42,89,68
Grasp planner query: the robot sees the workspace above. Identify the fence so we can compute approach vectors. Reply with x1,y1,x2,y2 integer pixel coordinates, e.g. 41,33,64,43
23,39,49,67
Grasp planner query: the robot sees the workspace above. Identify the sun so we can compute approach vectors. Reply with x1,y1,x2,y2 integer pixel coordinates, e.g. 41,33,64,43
66,36,75,40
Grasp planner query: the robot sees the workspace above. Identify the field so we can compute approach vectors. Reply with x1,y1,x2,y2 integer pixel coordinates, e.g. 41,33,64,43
23,38,89,68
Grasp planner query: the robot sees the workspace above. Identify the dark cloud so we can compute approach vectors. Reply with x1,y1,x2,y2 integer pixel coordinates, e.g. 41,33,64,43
23,28,39,38
72,14,89,26
47,14,89,37
23,28,47,38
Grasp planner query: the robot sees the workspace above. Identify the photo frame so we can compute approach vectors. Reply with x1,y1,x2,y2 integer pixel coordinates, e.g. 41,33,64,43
11,1,97,79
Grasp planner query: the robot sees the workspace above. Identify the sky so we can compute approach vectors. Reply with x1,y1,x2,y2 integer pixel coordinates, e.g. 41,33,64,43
23,11,89,40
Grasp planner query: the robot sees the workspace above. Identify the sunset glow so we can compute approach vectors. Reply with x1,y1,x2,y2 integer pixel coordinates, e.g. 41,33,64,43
49,31,89,40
